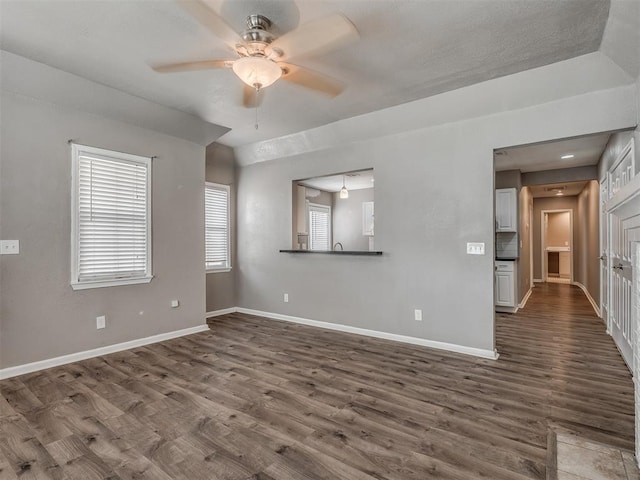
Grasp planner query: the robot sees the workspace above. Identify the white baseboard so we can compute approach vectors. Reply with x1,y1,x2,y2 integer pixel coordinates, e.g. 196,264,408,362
1,304,502,380
206,307,238,318
236,307,499,360
518,287,533,309
0,324,210,380
572,282,601,317
533,278,544,283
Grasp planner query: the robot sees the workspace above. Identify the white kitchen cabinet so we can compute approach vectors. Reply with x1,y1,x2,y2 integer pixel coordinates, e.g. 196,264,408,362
495,188,517,232
495,260,516,311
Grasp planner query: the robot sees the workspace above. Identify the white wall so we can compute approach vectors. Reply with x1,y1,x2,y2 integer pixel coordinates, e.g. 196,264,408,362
0,91,206,369
235,60,636,356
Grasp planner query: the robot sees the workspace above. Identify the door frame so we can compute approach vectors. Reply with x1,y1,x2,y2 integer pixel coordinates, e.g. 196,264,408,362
599,178,609,328
529,200,534,289
541,209,573,283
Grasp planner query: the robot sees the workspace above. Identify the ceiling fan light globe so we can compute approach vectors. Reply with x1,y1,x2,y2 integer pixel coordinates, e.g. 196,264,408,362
232,56,282,89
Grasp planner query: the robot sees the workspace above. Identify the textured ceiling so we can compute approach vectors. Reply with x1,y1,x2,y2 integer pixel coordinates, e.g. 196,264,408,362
529,181,588,198
495,132,613,173
0,0,610,148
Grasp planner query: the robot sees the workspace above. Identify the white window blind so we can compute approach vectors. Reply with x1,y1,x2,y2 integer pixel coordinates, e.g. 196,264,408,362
309,204,331,251
71,144,152,289
205,183,230,270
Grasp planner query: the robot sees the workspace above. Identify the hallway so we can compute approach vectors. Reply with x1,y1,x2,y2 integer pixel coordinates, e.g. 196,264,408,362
497,282,634,449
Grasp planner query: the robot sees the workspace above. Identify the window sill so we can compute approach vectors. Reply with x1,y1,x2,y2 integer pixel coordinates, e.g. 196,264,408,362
207,268,232,274
71,276,153,290
279,250,383,256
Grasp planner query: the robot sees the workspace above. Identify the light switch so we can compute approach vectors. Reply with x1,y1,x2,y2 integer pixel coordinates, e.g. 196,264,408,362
466,242,485,255
0,240,19,255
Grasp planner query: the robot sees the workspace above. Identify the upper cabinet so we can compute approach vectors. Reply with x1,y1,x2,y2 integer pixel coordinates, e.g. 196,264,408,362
496,188,517,232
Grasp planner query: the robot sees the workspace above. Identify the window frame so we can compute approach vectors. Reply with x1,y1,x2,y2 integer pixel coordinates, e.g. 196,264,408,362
308,202,332,251
205,182,231,273
70,144,153,290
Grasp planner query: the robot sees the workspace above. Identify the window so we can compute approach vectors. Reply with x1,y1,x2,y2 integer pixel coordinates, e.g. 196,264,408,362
308,203,331,251
205,183,230,271
71,144,152,290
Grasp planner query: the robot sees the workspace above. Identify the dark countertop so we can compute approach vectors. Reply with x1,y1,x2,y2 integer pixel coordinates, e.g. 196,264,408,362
496,257,518,261
280,249,382,256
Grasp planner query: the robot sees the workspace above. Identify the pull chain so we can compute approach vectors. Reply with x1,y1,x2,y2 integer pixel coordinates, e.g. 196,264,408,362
254,86,260,130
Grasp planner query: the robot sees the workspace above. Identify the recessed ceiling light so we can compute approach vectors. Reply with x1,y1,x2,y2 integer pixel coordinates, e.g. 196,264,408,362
561,154,575,159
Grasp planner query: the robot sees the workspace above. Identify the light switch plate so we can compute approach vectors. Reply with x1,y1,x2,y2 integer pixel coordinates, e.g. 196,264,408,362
0,240,19,255
466,242,485,255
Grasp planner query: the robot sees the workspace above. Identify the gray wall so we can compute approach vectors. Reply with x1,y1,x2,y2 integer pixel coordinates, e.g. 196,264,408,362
522,166,598,186
576,180,600,303
495,170,522,189
0,92,206,368
235,76,634,354
532,197,579,280
205,143,237,312
332,188,374,251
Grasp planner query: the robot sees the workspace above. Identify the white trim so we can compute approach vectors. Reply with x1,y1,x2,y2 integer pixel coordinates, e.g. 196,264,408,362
518,287,533,309
0,324,209,380
205,182,231,271
572,282,600,317
308,202,332,251
71,275,153,290
206,307,237,318
541,209,573,284
495,305,519,314
236,307,499,360
71,143,153,288
533,278,544,283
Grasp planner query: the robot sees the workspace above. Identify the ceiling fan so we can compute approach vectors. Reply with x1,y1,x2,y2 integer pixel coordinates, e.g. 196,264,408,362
153,0,359,107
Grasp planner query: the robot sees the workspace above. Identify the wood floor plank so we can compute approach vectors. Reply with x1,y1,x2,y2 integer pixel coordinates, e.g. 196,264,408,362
0,283,634,479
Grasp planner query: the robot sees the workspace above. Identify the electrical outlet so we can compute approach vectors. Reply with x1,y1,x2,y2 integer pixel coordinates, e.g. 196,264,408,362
466,242,485,255
414,309,422,321
96,315,106,329
170,300,179,308
284,293,289,303
0,240,19,255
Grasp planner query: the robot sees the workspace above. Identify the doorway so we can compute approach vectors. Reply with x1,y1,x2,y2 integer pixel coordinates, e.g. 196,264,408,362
541,209,573,284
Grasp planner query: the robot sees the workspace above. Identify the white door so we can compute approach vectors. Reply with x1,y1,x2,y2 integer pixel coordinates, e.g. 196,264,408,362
609,213,633,367
600,179,609,325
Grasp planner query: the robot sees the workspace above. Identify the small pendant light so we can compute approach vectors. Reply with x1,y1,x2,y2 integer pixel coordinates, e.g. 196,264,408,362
340,175,349,199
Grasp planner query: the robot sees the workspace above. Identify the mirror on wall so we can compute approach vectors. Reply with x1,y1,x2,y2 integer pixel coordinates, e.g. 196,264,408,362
292,169,374,252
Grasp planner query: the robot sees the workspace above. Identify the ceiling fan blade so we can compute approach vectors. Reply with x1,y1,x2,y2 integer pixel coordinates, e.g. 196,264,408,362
176,0,242,50
279,63,345,97
152,59,232,73
267,14,358,61
242,84,264,108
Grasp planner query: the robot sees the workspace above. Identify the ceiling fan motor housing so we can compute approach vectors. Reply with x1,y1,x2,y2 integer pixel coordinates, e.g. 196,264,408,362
238,15,277,57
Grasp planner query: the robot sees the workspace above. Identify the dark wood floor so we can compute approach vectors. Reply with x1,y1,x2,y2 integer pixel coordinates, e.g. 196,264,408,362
0,283,634,479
